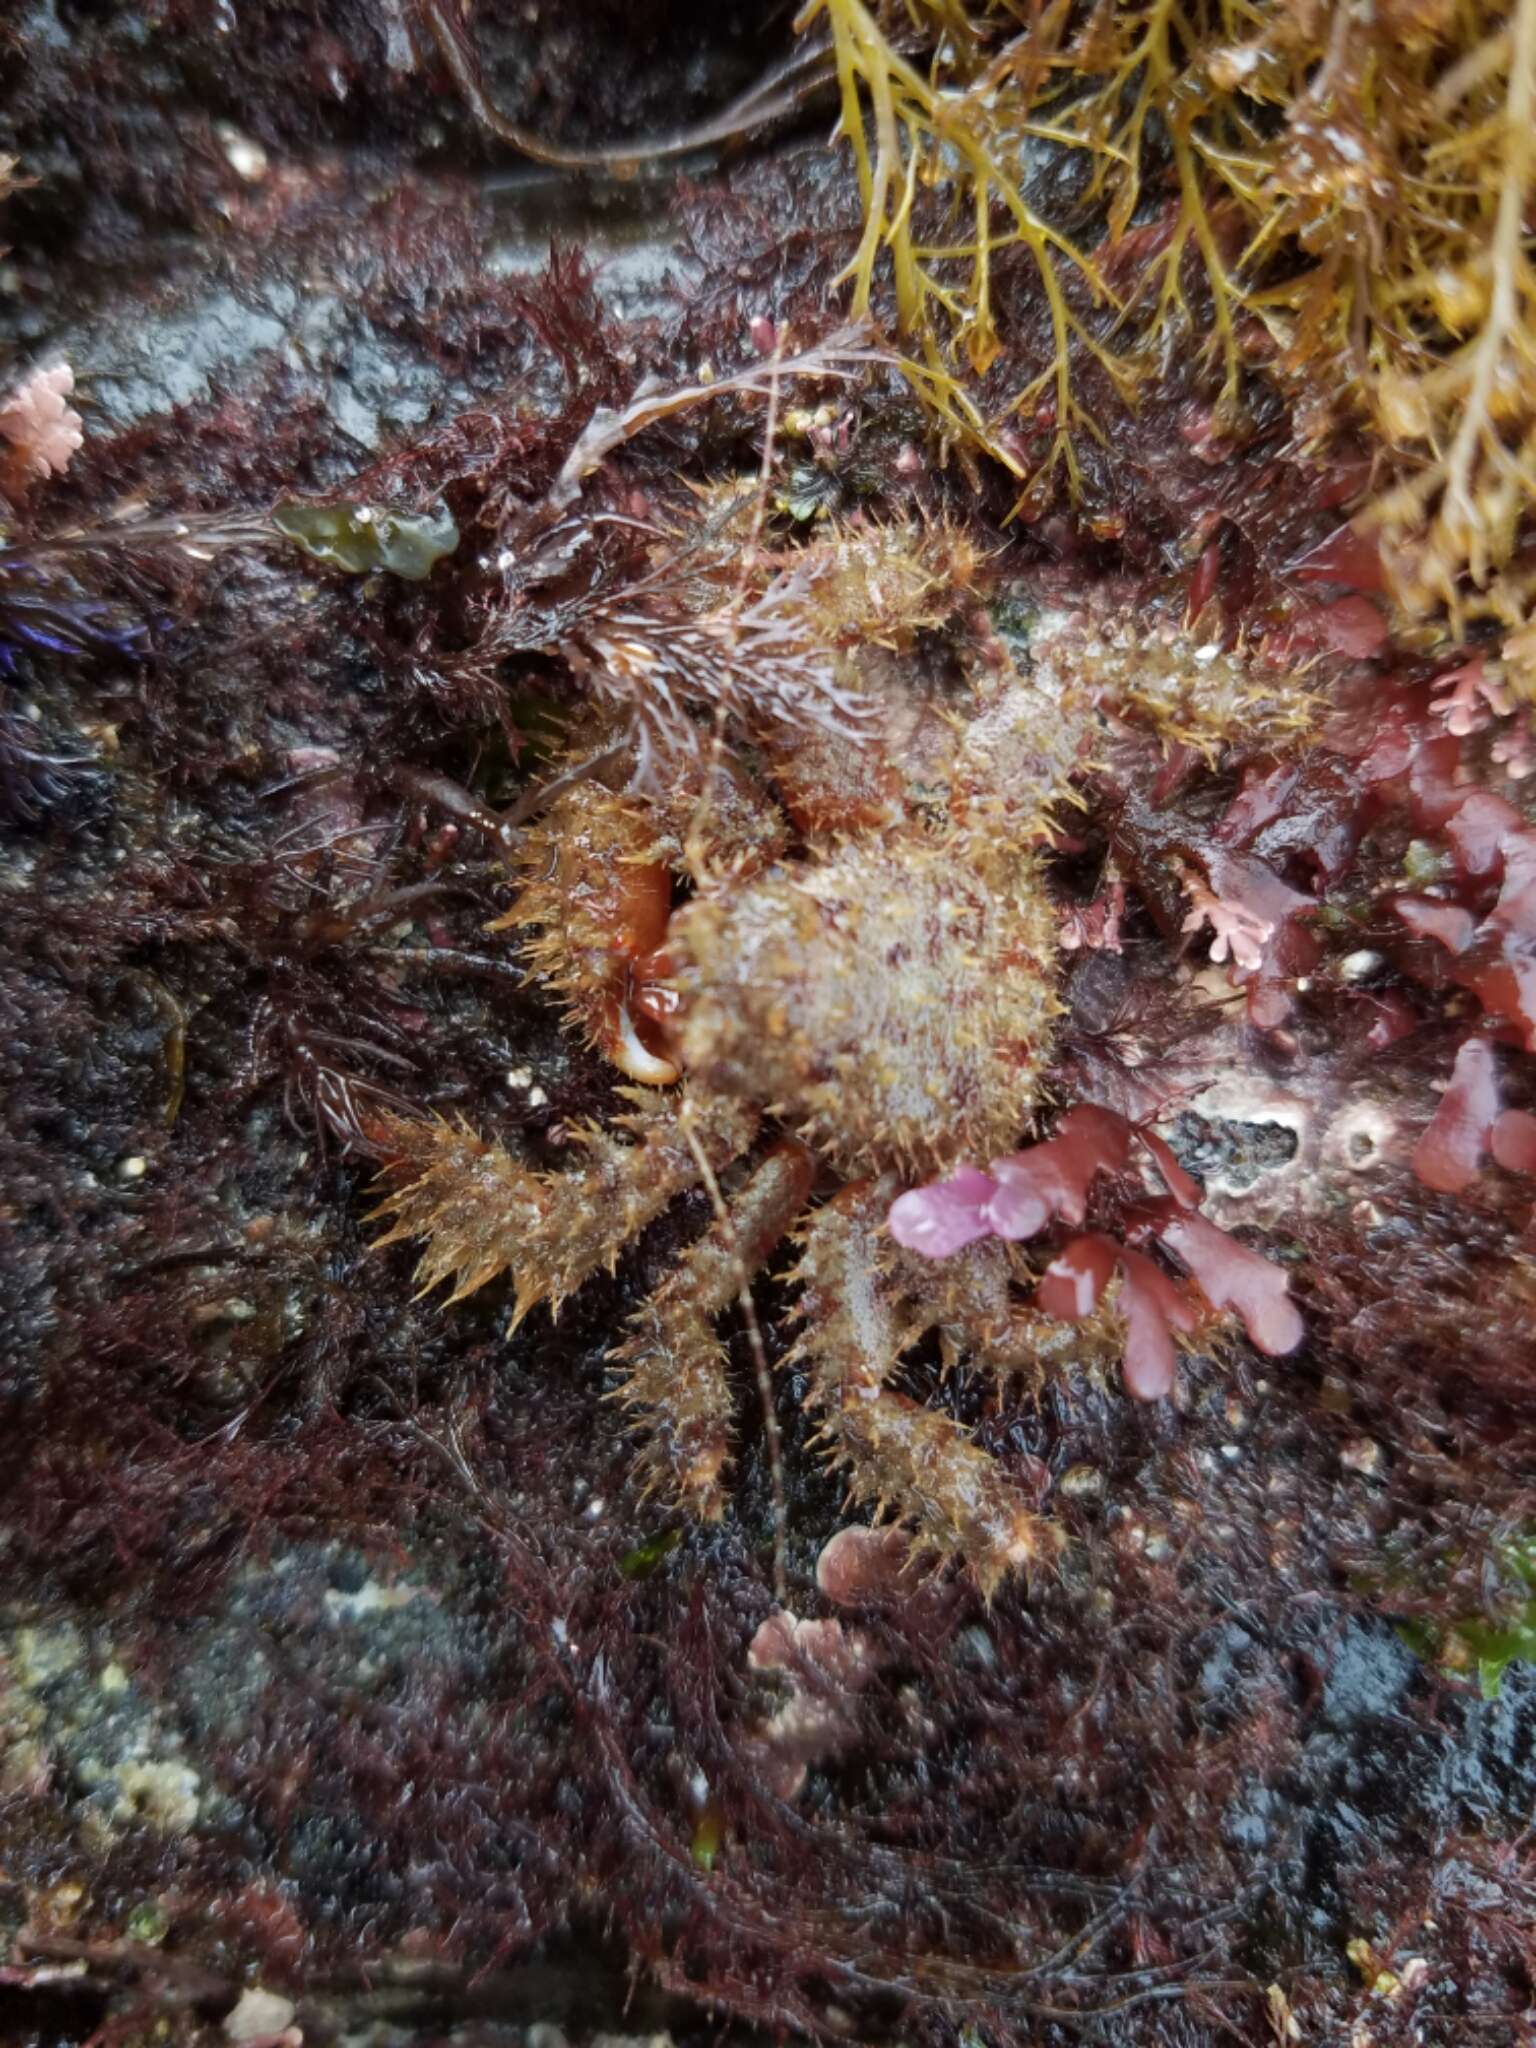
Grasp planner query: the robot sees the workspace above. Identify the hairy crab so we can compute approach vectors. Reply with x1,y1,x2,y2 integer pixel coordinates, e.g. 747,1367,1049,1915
365,361,1305,1594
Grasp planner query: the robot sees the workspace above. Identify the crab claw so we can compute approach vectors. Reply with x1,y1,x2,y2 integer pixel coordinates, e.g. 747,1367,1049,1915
610,992,679,1086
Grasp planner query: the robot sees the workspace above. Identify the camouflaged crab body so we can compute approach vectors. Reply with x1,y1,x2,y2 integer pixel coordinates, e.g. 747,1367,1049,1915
370,521,1122,1590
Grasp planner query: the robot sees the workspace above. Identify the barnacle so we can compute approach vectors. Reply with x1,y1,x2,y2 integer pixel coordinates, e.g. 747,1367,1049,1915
0,361,83,500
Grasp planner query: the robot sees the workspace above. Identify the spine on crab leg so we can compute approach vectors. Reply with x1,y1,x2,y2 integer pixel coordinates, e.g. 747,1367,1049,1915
492,777,679,1085
977,1295,1128,1393
611,1139,816,1518
365,1092,759,1325
789,1181,1060,1599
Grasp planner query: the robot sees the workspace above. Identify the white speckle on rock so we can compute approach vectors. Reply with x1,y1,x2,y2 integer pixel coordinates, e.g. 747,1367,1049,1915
215,125,269,182
1340,948,1383,982
1340,1437,1382,1477
224,1987,297,2041
322,1579,420,1622
100,1758,203,1832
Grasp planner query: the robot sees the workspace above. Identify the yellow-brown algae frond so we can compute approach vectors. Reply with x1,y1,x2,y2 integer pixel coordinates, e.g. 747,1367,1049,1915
796,0,1536,626
666,827,1060,1179
800,0,1127,493
788,1182,1060,1599
611,1141,816,1518
367,1094,758,1327
1039,0,1259,411
1263,0,1536,623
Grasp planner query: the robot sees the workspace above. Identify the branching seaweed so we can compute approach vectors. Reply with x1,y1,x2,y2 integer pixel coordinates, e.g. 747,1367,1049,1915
1357,0,1536,621
797,0,1536,624
801,0,1131,494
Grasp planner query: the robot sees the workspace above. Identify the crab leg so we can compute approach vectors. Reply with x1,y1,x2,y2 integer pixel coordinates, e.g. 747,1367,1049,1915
789,1180,1059,1598
366,1092,758,1326
612,1140,816,1518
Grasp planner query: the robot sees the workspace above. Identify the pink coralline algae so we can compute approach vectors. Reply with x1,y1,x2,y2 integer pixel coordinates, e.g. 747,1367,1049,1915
1179,871,1275,975
0,361,83,499
1431,651,1512,738
744,1608,886,1801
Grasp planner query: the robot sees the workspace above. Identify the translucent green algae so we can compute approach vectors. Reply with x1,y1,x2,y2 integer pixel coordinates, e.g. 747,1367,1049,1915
273,499,458,581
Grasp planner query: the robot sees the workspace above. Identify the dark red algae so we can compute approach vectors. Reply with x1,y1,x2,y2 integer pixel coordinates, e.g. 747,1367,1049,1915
3,6,1536,2047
